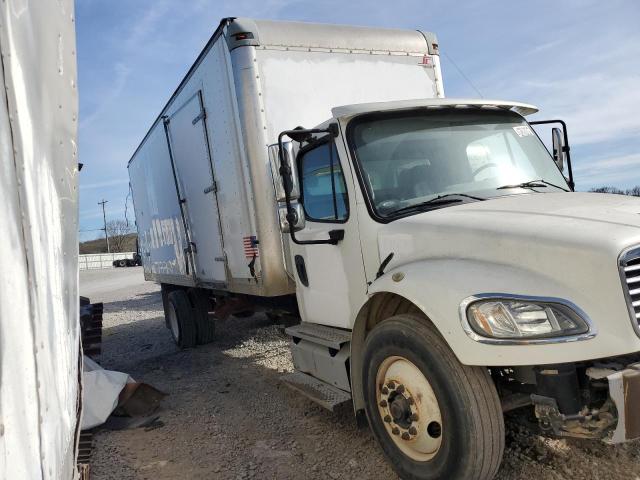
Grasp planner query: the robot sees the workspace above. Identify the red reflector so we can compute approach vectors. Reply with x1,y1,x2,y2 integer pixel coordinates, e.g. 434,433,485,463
233,32,254,41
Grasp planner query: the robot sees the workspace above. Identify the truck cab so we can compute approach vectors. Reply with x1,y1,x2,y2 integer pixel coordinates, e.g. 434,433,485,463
276,97,640,479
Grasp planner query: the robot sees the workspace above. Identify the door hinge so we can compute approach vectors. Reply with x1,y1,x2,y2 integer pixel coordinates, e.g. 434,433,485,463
184,242,197,255
192,110,206,125
204,181,217,194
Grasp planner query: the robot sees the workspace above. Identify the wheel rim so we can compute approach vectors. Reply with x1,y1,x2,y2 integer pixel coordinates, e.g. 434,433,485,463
376,356,443,462
168,303,180,343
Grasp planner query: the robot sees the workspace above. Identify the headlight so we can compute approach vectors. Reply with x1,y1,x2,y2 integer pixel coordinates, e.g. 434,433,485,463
465,299,590,340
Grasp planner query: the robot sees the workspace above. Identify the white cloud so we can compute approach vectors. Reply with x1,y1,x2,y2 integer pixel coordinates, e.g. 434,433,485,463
574,152,640,188
79,62,130,128
526,39,563,56
123,0,172,50
80,178,129,190
527,74,640,146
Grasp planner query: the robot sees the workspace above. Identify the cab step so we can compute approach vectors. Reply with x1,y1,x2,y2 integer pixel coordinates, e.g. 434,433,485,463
285,323,351,349
281,371,351,411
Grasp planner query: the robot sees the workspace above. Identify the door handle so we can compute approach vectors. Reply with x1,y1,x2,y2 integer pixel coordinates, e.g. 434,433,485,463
204,181,217,194
294,255,309,287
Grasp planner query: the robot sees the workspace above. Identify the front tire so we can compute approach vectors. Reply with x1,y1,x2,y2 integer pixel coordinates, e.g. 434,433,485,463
363,314,504,480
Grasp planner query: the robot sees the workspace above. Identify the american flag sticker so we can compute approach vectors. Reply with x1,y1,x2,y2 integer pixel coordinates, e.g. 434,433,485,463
243,235,259,258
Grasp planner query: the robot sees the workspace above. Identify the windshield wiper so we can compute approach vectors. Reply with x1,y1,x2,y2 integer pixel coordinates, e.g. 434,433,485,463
497,179,569,192
392,193,486,215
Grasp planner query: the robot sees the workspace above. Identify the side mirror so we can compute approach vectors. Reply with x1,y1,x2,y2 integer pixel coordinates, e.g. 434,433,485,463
551,127,565,172
268,142,299,201
278,202,305,233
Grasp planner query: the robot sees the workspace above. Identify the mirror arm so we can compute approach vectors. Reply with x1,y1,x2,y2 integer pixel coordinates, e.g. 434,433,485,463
277,127,343,246
529,119,575,191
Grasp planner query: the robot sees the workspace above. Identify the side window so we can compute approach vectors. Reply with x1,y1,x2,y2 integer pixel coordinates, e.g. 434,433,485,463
298,141,348,222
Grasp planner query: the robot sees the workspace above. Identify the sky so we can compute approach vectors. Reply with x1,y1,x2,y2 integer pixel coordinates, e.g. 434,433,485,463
75,0,640,240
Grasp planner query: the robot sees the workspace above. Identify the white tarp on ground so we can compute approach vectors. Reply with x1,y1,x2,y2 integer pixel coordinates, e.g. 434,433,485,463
81,357,130,430
0,1,80,479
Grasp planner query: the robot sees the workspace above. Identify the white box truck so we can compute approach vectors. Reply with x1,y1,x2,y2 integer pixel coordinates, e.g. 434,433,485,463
129,17,640,479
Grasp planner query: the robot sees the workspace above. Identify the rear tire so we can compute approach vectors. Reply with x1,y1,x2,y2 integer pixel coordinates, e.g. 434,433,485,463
167,290,197,349
187,288,216,345
118,259,127,267
362,314,504,480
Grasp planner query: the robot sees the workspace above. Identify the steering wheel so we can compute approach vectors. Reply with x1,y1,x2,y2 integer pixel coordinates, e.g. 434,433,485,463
472,162,498,178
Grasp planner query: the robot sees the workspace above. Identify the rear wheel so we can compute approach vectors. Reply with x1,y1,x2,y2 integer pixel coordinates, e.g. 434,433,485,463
187,288,216,344
167,290,197,348
363,314,504,480
118,259,127,267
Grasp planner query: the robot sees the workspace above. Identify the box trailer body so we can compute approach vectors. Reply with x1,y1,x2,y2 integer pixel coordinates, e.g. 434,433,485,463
128,18,443,296
129,17,640,480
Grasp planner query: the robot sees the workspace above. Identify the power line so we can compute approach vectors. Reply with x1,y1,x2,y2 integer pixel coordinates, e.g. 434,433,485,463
442,50,484,99
124,185,132,228
98,199,110,253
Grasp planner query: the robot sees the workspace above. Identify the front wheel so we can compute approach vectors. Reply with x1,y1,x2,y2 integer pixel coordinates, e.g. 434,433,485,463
363,314,504,480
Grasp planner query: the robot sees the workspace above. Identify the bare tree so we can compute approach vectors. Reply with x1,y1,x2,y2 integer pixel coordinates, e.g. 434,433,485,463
105,219,134,253
590,186,640,197
628,186,640,197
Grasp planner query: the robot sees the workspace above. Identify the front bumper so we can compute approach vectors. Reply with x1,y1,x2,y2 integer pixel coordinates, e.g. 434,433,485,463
527,361,640,443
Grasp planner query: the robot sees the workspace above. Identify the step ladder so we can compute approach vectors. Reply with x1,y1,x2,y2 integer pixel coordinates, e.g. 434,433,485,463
281,323,352,411
281,371,351,411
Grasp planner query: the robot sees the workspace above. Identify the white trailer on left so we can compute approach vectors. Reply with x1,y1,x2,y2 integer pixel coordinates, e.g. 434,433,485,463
0,1,80,478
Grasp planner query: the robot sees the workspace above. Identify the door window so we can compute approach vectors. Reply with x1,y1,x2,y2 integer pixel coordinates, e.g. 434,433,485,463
298,141,348,222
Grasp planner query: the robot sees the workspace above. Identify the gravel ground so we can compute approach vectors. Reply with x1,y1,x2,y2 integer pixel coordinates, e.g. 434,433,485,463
82,268,640,479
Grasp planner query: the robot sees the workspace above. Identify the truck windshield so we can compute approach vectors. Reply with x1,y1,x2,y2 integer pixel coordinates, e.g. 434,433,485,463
348,109,569,218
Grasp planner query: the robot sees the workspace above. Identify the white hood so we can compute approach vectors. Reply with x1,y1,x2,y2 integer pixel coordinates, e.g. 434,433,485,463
378,192,640,268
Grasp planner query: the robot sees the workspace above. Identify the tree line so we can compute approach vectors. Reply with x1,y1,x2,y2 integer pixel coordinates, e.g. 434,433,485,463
80,219,136,254
590,186,640,196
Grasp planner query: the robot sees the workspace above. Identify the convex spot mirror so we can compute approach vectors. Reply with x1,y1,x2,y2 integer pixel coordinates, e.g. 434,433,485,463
278,202,305,233
551,127,565,172
268,141,299,202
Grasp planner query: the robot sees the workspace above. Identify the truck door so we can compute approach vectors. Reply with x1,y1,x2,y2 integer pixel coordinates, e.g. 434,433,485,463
288,137,367,329
164,91,226,284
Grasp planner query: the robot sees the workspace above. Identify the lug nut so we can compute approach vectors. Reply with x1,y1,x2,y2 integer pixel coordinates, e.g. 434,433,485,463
408,426,418,435
391,427,400,435
387,381,395,390
401,432,411,440
383,415,392,423
381,387,389,395
410,413,419,422
396,384,405,394
379,400,388,407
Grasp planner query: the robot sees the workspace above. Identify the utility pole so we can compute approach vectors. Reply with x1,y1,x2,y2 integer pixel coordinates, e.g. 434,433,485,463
98,199,110,253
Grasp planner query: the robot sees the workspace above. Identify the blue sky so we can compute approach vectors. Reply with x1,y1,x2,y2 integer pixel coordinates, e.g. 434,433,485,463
76,0,640,240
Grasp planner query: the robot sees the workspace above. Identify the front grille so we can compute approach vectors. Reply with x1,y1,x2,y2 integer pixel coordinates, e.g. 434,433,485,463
621,247,640,332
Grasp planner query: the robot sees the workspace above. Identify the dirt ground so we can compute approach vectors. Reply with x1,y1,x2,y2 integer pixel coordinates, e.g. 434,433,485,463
80,267,640,480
